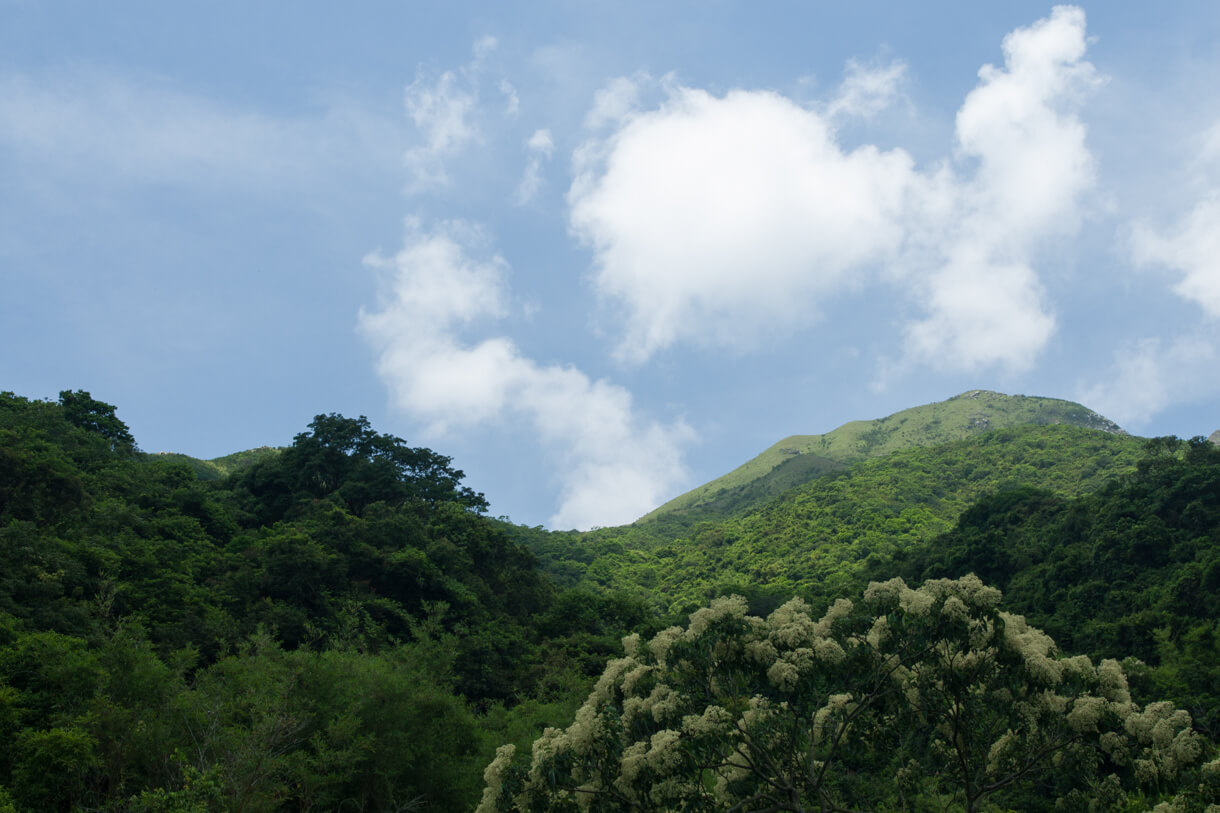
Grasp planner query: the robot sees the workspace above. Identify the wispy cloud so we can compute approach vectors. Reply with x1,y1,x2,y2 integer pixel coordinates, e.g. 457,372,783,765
403,71,481,190
1080,116,1220,426
583,72,650,130
0,70,402,194
1128,118,1220,318
514,128,555,205
402,35,522,190
498,79,521,119
358,220,692,529
825,58,907,120
1078,333,1218,427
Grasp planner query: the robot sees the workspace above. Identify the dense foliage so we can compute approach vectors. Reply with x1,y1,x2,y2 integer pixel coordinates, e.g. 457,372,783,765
0,392,647,810
2,388,1218,810
481,577,1218,811
885,436,1220,739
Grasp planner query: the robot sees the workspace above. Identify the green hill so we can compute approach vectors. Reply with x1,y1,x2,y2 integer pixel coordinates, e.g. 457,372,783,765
639,390,1122,524
521,422,1146,616
7,388,1219,812
149,445,282,480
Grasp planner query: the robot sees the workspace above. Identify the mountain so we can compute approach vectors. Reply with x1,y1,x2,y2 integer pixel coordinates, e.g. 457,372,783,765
639,390,1123,524
524,422,1147,616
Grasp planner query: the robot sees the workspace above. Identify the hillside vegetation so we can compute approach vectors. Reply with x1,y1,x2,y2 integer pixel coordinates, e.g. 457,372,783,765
0,391,645,811
520,422,1146,617
640,390,1122,525
1,388,1217,811
146,447,282,482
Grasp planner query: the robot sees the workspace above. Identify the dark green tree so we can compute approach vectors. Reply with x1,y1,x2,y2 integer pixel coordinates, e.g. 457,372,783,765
57,390,136,451
235,413,486,525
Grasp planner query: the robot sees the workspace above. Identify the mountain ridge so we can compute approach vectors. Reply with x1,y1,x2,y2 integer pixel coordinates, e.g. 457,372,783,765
638,389,1123,524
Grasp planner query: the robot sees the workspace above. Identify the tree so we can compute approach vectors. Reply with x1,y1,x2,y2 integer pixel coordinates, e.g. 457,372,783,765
57,390,136,451
479,576,1219,811
235,413,487,525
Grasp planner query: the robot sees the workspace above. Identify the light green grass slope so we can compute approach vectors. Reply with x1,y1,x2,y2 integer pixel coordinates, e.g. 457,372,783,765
639,390,1122,523
151,446,282,480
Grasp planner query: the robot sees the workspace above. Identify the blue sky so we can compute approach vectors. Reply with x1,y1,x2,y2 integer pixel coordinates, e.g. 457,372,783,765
3,2,1218,529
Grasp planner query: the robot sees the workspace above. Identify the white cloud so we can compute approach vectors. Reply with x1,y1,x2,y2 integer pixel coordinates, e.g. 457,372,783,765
903,254,1056,372
1094,119,1220,425
1129,119,1220,318
403,69,480,189
1131,196,1220,317
952,6,1098,240
402,35,514,189
902,4,1099,372
568,6,1099,374
527,128,555,157
825,59,907,120
358,221,693,529
472,35,498,61
583,73,649,130
570,85,914,363
1077,334,1218,427
514,128,554,205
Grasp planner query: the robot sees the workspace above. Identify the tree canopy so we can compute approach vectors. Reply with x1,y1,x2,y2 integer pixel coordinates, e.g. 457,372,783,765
232,413,487,526
3,389,1219,810
480,576,1219,812
57,390,136,451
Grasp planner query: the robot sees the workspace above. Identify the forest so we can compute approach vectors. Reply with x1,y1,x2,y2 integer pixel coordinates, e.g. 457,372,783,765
0,389,1217,810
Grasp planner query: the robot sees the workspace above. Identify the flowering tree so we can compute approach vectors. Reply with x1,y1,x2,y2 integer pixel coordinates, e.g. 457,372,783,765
479,575,1219,811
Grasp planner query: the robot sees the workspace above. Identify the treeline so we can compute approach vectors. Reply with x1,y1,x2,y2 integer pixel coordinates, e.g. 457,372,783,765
0,391,652,811
4,389,1220,810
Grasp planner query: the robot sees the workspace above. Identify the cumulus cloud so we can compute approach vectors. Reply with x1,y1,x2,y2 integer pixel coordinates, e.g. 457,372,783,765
570,85,914,363
902,5,1099,372
568,6,1100,374
358,221,692,529
514,128,555,205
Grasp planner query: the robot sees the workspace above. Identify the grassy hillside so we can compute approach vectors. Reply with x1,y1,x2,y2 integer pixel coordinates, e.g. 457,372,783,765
523,423,1146,617
149,445,282,480
640,390,1123,523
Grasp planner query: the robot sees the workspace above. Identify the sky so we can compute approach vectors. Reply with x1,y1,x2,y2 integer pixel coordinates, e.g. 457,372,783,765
2,2,1218,530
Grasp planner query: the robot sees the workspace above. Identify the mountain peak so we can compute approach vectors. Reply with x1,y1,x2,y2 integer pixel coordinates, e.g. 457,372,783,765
640,391,1123,524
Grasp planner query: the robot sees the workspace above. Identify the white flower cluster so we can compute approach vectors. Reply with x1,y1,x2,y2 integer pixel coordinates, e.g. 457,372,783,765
481,575,1216,811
